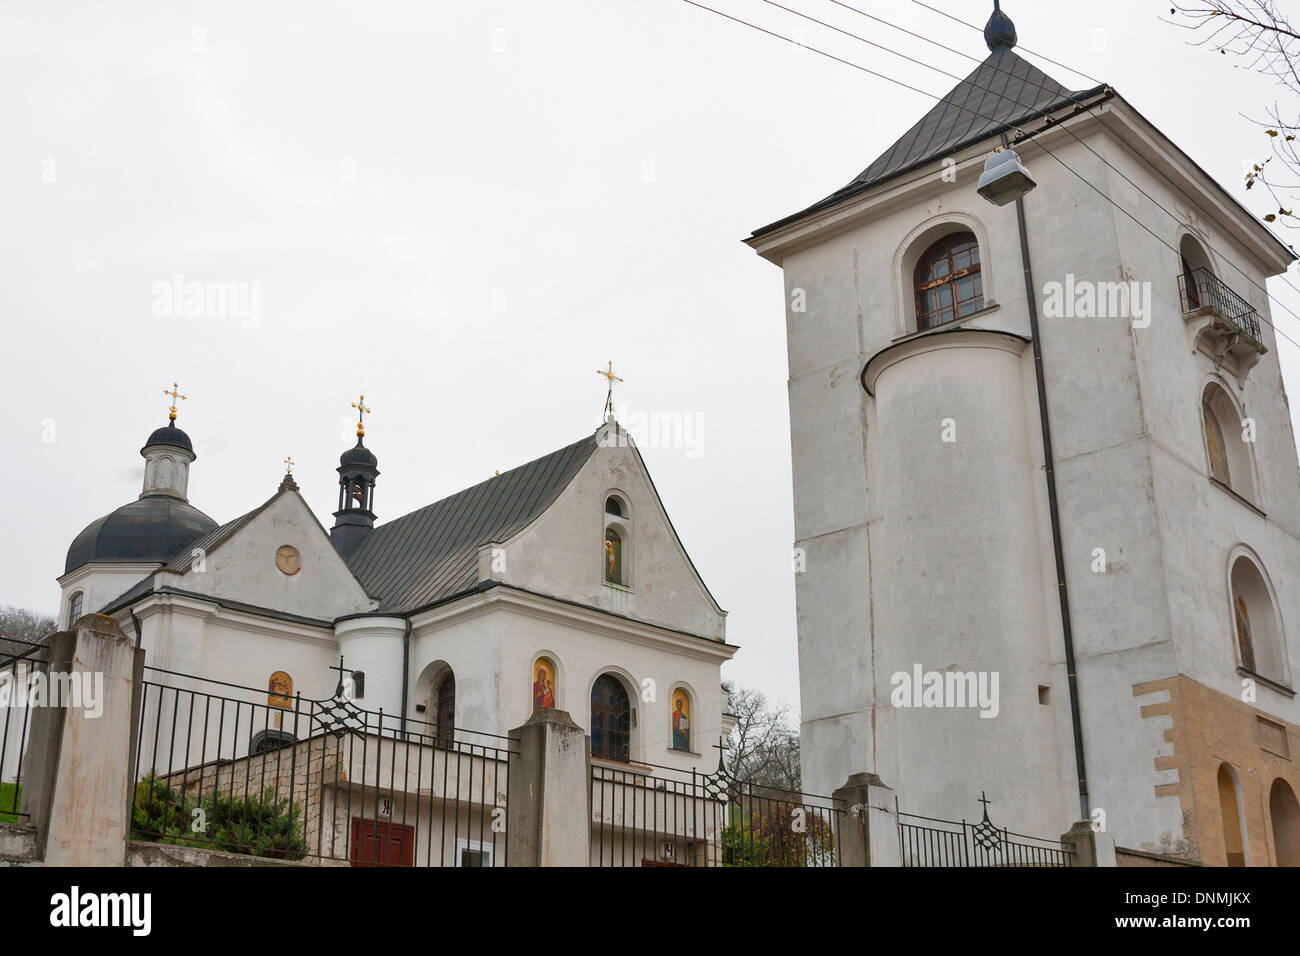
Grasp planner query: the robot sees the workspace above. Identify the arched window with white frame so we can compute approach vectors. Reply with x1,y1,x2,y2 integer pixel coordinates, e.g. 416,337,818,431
1202,382,1257,502
603,492,631,588
1229,551,1290,686
913,232,984,331
65,591,83,630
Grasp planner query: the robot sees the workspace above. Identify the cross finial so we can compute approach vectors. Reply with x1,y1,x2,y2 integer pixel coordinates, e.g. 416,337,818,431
350,394,371,439
283,455,294,474
596,361,623,420
711,736,728,773
978,790,992,820
163,382,186,422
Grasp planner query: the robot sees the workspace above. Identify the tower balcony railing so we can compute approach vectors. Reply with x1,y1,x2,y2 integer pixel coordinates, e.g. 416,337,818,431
1178,267,1263,344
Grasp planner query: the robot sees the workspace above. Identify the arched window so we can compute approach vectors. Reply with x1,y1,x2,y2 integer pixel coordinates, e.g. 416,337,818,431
251,730,296,755
591,674,630,762
604,529,623,585
1180,234,1213,311
1202,384,1254,500
1230,554,1289,684
914,232,983,330
1269,779,1300,866
1204,395,1231,485
603,492,631,588
65,592,83,630
433,670,456,749
1217,764,1248,866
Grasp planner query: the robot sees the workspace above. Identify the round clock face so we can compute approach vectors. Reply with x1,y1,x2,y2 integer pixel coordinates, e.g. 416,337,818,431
276,545,301,576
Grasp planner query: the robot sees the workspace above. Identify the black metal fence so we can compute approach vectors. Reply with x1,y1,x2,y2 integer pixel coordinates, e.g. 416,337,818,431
1178,267,1263,342
132,667,515,866
590,757,842,867
897,795,1073,867
0,637,50,823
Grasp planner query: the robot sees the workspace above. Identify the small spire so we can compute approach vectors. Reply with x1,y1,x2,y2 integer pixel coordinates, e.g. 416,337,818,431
350,394,371,439
984,0,1017,52
163,382,187,423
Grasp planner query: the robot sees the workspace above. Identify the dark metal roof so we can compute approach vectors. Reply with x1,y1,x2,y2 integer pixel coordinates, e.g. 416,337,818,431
751,48,1104,238
340,440,378,470
66,495,218,574
342,433,598,613
142,422,194,456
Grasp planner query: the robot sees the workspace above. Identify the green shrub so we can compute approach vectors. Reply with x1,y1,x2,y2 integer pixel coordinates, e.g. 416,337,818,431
131,775,308,860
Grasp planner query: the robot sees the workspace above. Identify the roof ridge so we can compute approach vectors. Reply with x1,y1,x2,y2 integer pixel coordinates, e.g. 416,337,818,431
362,432,597,538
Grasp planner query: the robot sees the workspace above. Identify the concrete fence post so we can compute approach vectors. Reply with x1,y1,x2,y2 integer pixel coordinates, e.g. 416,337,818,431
1061,820,1117,867
833,772,902,866
507,708,590,866
23,614,144,865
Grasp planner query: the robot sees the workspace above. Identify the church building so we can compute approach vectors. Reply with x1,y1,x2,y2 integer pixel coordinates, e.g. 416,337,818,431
57,393,735,775
748,5,1300,865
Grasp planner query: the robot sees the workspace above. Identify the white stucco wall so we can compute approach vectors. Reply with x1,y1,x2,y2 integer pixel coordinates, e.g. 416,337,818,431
405,592,734,773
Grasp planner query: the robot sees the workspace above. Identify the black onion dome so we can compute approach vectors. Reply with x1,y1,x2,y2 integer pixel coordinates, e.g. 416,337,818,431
984,3,1017,51
340,440,378,469
65,496,218,574
142,422,195,456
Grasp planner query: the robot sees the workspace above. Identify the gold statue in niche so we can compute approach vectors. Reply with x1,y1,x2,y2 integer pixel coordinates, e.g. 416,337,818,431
604,529,622,584
532,658,557,713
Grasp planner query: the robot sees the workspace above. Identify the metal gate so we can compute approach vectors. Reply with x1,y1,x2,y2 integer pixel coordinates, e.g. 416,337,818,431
897,793,1074,867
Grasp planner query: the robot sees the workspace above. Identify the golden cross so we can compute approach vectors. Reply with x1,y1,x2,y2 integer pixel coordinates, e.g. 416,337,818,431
596,361,623,419
350,394,371,438
283,455,294,474
163,382,186,422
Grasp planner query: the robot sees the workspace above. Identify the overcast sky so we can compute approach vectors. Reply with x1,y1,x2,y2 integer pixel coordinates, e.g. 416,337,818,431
3,0,1300,718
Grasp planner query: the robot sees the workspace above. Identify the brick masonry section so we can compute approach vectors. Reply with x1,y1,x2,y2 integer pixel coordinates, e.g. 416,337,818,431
1133,674,1300,866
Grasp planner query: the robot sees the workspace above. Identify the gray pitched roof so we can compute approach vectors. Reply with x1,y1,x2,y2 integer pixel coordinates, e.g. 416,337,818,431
341,433,598,613
751,47,1105,237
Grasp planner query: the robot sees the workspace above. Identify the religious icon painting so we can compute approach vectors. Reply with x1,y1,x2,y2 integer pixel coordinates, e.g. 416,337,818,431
532,657,557,713
268,671,293,710
671,688,691,751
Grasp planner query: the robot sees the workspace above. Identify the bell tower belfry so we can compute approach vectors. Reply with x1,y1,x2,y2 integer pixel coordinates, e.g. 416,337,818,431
331,394,379,553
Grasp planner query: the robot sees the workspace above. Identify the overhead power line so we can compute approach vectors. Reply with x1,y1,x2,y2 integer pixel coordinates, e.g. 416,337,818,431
680,0,1300,355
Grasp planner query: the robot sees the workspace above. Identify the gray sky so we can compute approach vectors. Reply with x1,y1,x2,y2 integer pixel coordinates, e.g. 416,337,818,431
4,0,1300,718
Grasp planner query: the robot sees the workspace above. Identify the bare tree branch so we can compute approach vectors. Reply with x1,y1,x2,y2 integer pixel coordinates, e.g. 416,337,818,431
1169,2,1300,225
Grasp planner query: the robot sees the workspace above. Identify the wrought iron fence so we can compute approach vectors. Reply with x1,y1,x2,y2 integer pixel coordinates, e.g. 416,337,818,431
897,794,1073,867
590,756,842,867
1178,267,1263,342
132,667,515,866
0,637,51,823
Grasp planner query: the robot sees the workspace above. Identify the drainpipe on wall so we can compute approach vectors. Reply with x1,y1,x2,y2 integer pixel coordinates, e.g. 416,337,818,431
400,617,411,736
1008,136,1092,821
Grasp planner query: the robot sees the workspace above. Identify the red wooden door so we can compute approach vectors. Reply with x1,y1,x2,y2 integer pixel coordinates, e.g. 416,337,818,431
350,817,415,867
